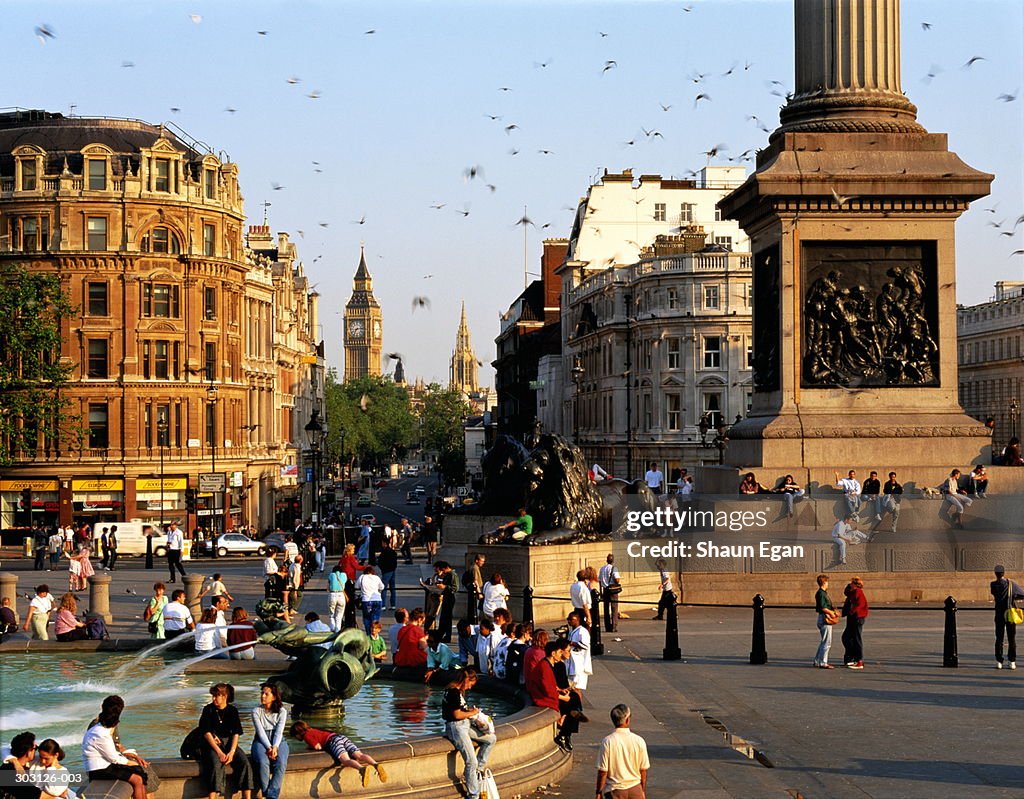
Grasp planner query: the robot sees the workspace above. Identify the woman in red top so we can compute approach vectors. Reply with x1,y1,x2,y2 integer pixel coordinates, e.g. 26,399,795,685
226,607,257,660
337,544,365,629
841,576,869,669
526,638,579,752
521,629,549,686
394,608,428,667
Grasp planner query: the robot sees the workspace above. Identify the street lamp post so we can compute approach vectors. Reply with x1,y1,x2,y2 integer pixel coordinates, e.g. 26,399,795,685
305,409,324,535
152,410,168,570
698,412,730,465
571,356,585,445
207,384,220,557
1010,398,1020,444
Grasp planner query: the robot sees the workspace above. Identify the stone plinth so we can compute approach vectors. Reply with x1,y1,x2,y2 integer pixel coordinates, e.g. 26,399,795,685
0,573,18,624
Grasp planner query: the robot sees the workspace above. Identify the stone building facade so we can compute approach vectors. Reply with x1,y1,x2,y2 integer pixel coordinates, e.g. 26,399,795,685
536,167,752,481
0,110,320,534
957,281,1024,455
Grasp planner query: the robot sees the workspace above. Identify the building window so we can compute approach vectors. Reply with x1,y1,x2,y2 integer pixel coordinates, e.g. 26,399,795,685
204,169,217,200
205,341,217,381
714,207,723,221
143,404,152,448
203,223,216,256
667,337,681,369
87,217,107,251
87,282,108,316
746,338,753,369
703,392,722,429
205,401,216,447
643,394,652,431
704,285,720,309
141,283,180,318
667,287,678,310
88,403,109,449
18,217,49,252
87,339,108,378
654,203,666,222
154,158,170,192
154,341,171,379
643,340,652,371
174,403,182,447
745,391,753,414
680,203,694,223
714,235,733,251
703,336,721,369
142,226,181,254
204,286,217,320
666,393,681,431
88,159,106,190
20,159,37,191
157,404,171,446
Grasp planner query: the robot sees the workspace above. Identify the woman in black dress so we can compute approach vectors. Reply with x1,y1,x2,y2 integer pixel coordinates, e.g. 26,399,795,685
198,683,255,799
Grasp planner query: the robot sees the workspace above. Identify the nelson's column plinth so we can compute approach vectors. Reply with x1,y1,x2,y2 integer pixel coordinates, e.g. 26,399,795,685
718,0,994,476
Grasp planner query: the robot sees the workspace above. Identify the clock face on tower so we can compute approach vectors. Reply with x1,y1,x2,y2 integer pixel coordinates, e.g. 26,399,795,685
348,320,365,338
372,320,381,338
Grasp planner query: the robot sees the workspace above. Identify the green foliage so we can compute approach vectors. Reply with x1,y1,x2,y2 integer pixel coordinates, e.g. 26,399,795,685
419,384,471,484
0,264,77,465
324,369,415,470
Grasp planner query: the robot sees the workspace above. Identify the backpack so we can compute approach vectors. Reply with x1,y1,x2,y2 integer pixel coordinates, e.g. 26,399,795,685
180,727,204,760
86,614,109,640
504,641,528,683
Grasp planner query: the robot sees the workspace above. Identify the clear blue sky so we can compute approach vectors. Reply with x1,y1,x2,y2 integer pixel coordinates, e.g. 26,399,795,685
6,1,1022,385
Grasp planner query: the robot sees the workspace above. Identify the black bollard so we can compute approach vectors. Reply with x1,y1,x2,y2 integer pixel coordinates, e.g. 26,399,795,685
663,593,681,660
144,533,154,570
590,587,604,656
750,594,767,664
943,595,958,668
522,585,534,626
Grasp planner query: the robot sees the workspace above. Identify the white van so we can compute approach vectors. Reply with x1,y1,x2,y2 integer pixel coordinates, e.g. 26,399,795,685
92,522,170,557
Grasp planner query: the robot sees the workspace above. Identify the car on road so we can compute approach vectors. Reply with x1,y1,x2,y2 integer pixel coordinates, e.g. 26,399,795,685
359,514,377,526
194,532,268,558
375,479,388,489
406,492,420,504
414,485,426,495
262,532,289,553
356,493,374,506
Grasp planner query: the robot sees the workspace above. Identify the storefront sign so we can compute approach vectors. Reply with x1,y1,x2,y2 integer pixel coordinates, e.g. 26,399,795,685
281,464,298,477
229,471,244,488
72,479,124,491
0,479,59,491
136,478,188,492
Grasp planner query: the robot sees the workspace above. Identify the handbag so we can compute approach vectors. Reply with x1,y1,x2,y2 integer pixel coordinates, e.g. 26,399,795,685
604,582,623,596
1002,579,1023,624
478,768,500,799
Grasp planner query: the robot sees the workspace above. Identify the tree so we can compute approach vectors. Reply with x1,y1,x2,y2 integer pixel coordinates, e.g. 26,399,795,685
419,384,471,486
0,264,76,465
324,370,415,471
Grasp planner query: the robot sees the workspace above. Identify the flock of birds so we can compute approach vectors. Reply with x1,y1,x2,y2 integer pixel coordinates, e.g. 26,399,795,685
27,9,1023,365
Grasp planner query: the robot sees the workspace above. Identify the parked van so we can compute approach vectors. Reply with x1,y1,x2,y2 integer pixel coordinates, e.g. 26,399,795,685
92,522,170,557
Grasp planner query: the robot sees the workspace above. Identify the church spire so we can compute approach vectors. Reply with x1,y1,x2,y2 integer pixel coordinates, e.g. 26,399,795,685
450,299,478,395
354,244,372,289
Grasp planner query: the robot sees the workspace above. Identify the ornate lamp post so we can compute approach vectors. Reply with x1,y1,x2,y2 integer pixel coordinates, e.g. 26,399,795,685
698,412,730,465
207,383,220,557
151,410,169,570
571,356,585,444
305,409,324,534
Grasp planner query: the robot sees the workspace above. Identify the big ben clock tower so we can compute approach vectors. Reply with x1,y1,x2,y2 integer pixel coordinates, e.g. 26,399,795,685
343,246,383,381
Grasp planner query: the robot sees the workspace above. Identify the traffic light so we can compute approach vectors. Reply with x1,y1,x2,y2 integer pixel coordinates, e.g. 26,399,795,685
21,487,32,510
185,488,197,513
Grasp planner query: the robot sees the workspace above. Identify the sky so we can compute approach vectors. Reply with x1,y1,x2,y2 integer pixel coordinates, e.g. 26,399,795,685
5,0,1022,386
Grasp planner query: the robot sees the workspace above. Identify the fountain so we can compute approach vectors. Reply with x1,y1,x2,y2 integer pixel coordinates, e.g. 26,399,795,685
0,632,571,798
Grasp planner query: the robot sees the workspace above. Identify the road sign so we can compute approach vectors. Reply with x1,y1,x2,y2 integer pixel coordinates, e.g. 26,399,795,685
199,473,226,492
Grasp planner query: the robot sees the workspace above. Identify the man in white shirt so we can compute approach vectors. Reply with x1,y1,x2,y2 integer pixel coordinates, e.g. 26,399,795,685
831,514,870,565
567,611,593,691
263,551,278,577
163,588,194,639
644,462,663,494
569,570,593,628
282,535,300,563
47,529,64,570
165,522,186,583
475,618,503,675
598,554,621,633
834,470,862,520
595,704,650,799
210,594,230,647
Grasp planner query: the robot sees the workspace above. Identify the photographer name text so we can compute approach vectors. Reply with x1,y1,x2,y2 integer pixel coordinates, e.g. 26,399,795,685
626,540,805,562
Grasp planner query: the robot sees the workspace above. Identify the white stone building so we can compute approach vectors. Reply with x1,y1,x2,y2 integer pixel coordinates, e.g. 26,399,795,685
537,166,753,482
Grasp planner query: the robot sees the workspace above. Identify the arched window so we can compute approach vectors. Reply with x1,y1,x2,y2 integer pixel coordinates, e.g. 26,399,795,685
141,226,181,254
